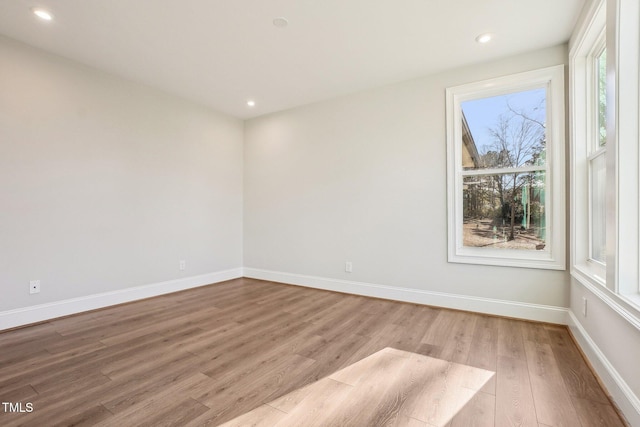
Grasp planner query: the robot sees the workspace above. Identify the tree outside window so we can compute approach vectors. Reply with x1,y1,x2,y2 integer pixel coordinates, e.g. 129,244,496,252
446,65,565,270
461,89,547,250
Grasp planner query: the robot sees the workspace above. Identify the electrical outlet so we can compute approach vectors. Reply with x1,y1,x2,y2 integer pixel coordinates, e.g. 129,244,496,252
29,280,41,294
179,260,186,271
582,297,588,317
345,261,353,273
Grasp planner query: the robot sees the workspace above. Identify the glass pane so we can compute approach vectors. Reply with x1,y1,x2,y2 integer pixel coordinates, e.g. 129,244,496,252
463,171,546,250
590,153,606,263
597,48,607,147
461,88,547,170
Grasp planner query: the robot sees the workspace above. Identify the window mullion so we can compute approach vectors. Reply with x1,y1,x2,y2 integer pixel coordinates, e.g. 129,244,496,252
461,165,547,177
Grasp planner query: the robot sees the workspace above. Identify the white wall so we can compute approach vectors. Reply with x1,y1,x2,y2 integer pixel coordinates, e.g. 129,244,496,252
0,36,244,318
244,45,570,321
568,279,640,426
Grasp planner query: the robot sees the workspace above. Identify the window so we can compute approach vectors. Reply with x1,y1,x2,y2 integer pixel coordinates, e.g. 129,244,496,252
589,42,607,266
446,66,566,269
570,0,607,285
570,0,640,312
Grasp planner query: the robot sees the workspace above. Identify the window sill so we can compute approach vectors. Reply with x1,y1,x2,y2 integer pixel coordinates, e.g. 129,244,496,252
450,246,565,270
620,293,640,316
574,262,606,286
571,266,640,332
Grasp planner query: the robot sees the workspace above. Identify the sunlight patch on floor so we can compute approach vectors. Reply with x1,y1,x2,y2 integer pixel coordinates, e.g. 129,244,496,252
220,347,495,426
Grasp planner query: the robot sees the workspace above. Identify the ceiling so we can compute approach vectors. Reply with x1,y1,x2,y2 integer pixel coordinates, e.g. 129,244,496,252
0,0,585,119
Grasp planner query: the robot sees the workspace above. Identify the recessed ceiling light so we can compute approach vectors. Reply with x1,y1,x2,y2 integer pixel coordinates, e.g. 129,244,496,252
247,100,256,107
273,17,288,28
32,8,53,21
475,33,493,44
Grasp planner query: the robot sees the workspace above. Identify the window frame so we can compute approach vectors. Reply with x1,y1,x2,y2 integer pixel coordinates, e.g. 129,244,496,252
446,65,566,270
607,0,640,303
570,0,607,286
570,0,640,317
586,33,607,272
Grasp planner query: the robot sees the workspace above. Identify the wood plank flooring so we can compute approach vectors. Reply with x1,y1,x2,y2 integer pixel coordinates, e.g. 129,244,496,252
221,347,495,426
0,278,628,426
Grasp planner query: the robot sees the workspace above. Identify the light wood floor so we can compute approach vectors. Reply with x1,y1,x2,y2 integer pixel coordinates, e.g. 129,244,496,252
0,278,627,426
221,347,496,427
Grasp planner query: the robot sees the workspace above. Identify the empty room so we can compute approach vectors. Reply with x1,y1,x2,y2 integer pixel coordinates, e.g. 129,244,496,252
1,0,639,426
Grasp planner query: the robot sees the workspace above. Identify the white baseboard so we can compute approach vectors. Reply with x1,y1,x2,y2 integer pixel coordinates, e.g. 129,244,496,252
567,311,640,427
243,268,568,324
0,268,243,331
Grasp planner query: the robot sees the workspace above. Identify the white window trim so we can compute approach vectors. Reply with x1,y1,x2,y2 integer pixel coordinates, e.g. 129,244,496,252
570,0,640,319
569,0,606,288
446,65,566,270
608,0,640,301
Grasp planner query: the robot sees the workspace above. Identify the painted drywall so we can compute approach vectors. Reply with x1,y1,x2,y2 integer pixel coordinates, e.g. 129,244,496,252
0,36,243,312
244,45,570,309
569,279,640,426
